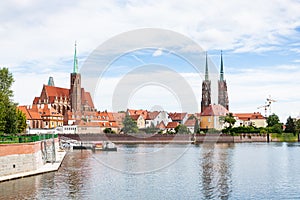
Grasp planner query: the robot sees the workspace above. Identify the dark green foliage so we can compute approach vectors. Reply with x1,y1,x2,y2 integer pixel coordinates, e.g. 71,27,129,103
285,116,295,134
224,113,236,128
267,123,283,134
267,113,280,127
265,113,283,134
122,114,138,134
103,128,116,134
222,126,262,134
175,124,190,134
16,109,27,134
295,119,300,134
0,67,27,135
145,122,158,134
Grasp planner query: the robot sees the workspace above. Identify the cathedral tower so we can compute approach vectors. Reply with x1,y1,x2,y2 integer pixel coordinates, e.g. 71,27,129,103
201,52,211,112
218,51,229,110
70,42,82,112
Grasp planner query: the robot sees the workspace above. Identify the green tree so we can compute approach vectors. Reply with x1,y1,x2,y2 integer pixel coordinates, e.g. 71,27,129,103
145,122,157,134
175,124,190,134
0,67,14,99
267,113,280,127
16,109,27,133
285,116,295,134
5,104,18,134
122,114,138,134
0,67,27,135
224,113,236,128
295,119,300,134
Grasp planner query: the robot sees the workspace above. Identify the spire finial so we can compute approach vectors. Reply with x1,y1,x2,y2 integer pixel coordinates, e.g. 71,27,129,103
73,41,78,73
220,50,224,81
205,51,209,81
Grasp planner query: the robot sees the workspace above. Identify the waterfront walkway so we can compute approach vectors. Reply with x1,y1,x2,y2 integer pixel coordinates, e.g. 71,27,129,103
0,150,66,182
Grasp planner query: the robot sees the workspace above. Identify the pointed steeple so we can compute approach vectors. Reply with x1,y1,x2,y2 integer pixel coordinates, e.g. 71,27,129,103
220,50,224,81
73,41,78,74
48,76,55,86
205,51,209,81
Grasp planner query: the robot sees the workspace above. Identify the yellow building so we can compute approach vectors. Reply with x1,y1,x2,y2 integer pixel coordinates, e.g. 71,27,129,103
200,104,229,130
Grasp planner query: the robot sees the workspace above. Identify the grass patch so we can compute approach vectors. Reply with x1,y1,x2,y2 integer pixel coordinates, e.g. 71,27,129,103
271,133,298,142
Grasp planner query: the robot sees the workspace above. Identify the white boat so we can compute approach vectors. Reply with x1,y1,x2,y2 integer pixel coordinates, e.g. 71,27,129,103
95,141,117,151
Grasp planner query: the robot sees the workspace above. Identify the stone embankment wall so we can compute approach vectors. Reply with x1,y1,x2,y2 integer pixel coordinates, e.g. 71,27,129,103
0,138,58,177
60,133,269,144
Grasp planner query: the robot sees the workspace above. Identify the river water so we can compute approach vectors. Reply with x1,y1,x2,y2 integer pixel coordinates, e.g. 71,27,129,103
1,142,300,200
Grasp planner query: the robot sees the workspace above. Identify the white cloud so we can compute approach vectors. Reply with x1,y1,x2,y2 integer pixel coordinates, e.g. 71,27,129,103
152,48,163,57
1,0,300,122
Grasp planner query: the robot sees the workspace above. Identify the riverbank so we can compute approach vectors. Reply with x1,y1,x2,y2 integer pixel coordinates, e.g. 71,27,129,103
0,150,66,182
59,133,279,144
0,137,66,182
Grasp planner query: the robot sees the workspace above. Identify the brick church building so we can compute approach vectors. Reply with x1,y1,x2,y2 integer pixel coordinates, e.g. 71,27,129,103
20,43,97,128
201,51,229,113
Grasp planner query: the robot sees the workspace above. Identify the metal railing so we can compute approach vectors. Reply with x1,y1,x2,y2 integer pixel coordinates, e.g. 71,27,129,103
0,134,58,144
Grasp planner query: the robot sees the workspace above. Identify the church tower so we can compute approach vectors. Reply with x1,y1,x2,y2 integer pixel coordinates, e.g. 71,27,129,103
218,51,229,110
201,52,211,112
70,42,82,112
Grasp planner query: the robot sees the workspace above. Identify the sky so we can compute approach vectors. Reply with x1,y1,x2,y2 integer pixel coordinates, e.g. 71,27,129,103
1,0,300,122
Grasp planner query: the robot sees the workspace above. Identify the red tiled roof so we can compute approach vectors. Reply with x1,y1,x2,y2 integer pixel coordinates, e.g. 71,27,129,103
166,122,179,129
127,109,148,119
81,88,95,108
44,85,69,98
41,104,63,117
18,106,42,120
130,114,141,120
156,121,166,129
168,112,187,121
184,119,196,127
33,97,40,104
96,111,115,121
201,104,229,116
18,106,31,119
99,121,118,127
146,111,160,120
235,112,265,120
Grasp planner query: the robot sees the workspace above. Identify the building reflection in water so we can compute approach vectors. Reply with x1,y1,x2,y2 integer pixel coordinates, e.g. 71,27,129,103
200,143,233,200
0,172,41,199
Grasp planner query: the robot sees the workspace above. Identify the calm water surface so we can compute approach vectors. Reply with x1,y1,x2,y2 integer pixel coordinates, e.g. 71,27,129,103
1,143,300,200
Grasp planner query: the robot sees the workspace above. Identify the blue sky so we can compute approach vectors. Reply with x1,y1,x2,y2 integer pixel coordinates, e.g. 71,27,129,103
1,0,300,121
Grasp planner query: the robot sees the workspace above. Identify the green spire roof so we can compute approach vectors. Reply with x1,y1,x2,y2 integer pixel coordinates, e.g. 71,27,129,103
220,50,224,81
48,76,55,86
73,41,78,73
205,51,209,81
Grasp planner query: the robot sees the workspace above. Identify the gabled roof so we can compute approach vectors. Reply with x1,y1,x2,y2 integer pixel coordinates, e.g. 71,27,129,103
166,122,179,129
146,111,160,120
235,112,265,120
81,88,94,108
41,104,63,117
33,97,40,104
184,119,196,127
201,104,229,116
156,121,166,129
130,114,141,120
127,109,148,119
168,112,187,121
99,121,118,128
96,111,115,121
43,85,69,98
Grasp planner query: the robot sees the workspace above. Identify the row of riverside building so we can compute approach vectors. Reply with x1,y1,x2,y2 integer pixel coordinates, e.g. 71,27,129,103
18,45,267,134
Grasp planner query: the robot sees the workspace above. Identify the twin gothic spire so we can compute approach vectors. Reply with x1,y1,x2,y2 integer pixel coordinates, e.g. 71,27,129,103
201,51,229,112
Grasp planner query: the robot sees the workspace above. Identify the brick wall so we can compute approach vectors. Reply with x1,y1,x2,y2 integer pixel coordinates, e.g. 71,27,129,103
0,138,58,177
